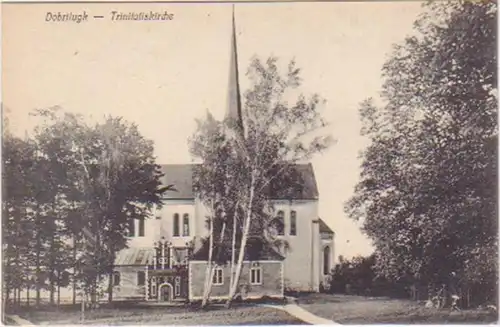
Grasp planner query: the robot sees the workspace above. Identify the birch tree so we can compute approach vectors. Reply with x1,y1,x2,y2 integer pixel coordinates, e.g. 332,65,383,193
190,112,244,307
190,57,333,307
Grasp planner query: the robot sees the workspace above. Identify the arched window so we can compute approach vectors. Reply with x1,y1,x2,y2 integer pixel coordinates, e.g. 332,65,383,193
183,214,190,236
173,213,180,237
290,211,297,236
113,271,121,286
128,218,135,237
138,217,145,237
323,246,331,275
276,210,285,236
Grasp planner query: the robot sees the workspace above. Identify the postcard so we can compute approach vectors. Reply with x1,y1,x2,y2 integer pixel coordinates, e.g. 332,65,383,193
2,0,498,325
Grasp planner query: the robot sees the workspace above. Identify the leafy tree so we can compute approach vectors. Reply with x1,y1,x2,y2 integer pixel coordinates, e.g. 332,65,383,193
2,107,169,308
29,108,169,304
328,254,411,298
190,112,243,307
346,1,497,305
2,133,39,307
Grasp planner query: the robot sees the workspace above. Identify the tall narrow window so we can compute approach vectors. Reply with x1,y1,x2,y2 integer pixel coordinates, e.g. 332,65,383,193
173,213,180,237
137,271,145,286
290,211,297,236
250,267,262,285
276,211,285,236
174,276,181,296
183,214,190,236
128,218,135,237
113,272,121,286
151,277,157,297
323,246,331,275
138,218,145,237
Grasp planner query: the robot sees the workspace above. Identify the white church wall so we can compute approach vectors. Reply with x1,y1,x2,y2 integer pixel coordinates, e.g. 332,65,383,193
312,219,321,292
127,200,196,248
270,199,319,292
125,197,322,292
194,198,211,238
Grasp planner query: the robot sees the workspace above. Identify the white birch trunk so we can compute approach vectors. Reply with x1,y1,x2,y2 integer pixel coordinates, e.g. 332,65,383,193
201,206,215,308
202,201,230,307
229,208,237,287
226,173,256,307
203,221,227,306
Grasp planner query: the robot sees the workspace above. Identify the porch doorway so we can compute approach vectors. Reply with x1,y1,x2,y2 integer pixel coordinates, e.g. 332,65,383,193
158,283,174,302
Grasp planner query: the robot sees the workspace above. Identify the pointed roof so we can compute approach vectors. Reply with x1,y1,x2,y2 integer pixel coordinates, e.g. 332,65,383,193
225,5,244,136
319,218,334,234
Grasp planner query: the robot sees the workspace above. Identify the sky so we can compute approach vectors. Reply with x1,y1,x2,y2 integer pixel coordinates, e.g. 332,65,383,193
3,1,426,259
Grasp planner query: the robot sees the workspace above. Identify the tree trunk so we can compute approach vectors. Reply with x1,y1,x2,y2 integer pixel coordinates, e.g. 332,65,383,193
4,245,11,308
4,288,9,315
107,271,113,303
91,219,101,305
229,205,239,287
201,208,215,308
57,270,61,307
91,276,98,305
226,174,255,308
49,206,58,306
35,239,41,306
26,285,30,308
72,235,77,305
50,270,55,305
202,201,231,308
5,286,10,308
108,249,115,303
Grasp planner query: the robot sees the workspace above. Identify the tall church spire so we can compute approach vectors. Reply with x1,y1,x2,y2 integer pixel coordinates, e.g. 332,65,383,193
226,5,244,136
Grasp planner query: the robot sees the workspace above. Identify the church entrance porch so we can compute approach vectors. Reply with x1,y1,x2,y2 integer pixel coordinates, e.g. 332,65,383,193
147,273,188,302
158,283,173,302
145,237,192,302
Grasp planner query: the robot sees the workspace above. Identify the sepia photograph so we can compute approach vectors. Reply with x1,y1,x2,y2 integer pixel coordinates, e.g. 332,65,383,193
1,0,498,325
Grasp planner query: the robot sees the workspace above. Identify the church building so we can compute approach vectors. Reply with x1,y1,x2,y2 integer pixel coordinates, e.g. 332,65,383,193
109,9,335,302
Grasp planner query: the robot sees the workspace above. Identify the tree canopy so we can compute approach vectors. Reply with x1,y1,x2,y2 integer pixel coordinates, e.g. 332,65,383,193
346,0,497,303
2,107,167,306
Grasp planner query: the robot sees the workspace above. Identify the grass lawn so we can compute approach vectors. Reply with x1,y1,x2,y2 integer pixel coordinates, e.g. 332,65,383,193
296,293,498,324
14,303,305,325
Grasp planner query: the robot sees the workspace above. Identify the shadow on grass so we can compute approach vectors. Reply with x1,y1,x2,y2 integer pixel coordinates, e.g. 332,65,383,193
292,292,498,325
287,291,396,305
340,309,498,325
8,297,292,325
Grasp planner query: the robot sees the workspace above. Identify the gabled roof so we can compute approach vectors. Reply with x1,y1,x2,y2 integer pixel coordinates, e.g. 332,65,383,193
161,164,196,199
319,218,334,234
160,163,319,200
